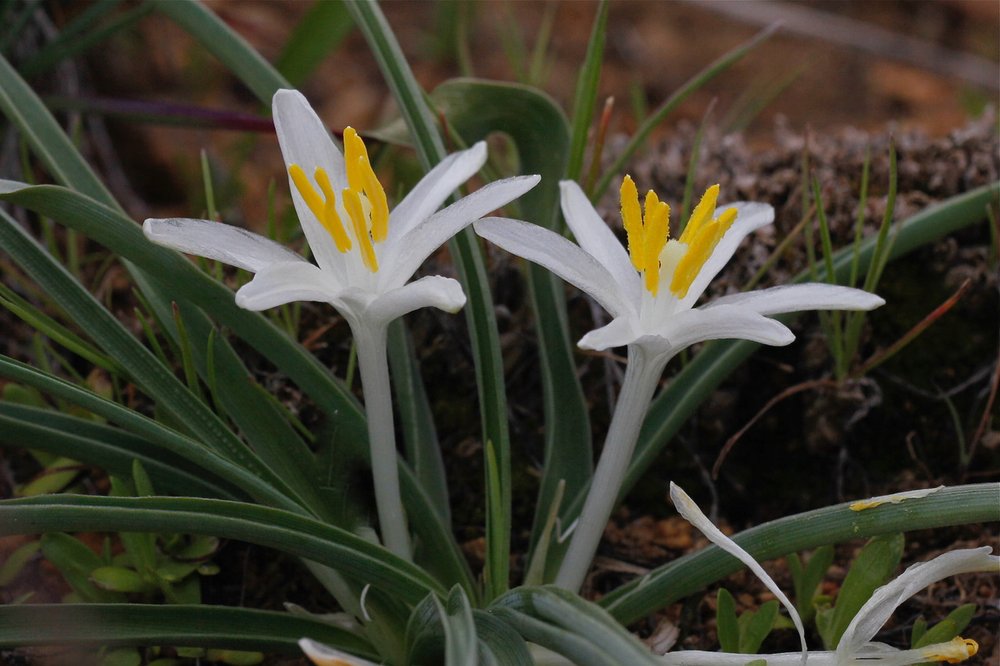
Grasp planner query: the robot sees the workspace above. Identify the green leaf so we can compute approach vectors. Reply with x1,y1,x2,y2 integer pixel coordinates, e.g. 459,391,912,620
0,604,376,657
17,456,81,496
566,1,609,181
100,647,142,666
789,545,834,623
442,586,479,666
491,586,659,665
39,533,125,603
91,566,158,594
0,402,247,501
1,495,446,604
487,607,622,666
738,600,778,654
716,588,739,652
913,603,976,651
0,357,302,512
821,534,904,649
387,319,450,525
152,0,290,103
0,540,41,587
471,610,533,666
275,0,354,87
600,484,999,624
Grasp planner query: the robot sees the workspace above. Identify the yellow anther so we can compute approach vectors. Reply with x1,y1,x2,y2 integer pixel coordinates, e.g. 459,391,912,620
342,188,378,273
288,164,326,222
313,168,352,252
679,184,720,244
669,184,737,299
362,163,389,242
343,127,369,193
620,175,673,295
620,175,644,271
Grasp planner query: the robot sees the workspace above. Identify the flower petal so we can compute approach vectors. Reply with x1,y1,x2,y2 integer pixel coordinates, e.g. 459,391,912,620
678,202,774,309
234,261,342,311
559,180,640,301
836,547,999,659
658,304,795,350
707,283,885,315
143,218,305,272
577,316,640,351
387,141,488,243
670,482,808,663
661,651,834,665
475,216,634,318
273,89,347,277
379,175,540,289
366,275,466,326
299,638,379,666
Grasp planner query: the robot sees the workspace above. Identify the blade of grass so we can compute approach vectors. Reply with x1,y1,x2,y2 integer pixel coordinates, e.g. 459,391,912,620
566,0,609,181
592,24,778,201
275,0,354,87
0,494,446,602
0,604,376,657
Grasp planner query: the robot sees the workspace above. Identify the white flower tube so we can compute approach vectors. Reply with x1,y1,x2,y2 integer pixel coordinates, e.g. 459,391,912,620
476,179,884,591
145,89,539,559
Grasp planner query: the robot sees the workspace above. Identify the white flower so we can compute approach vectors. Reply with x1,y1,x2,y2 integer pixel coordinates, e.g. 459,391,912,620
662,482,998,665
476,177,884,592
475,178,884,356
144,89,538,334
144,89,538,559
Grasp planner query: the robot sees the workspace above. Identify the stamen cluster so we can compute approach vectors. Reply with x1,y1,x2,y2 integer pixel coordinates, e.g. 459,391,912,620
288,127,389,272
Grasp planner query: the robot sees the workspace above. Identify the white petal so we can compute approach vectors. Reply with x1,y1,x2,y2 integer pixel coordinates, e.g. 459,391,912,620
387,141,488,243
836,547,999,659
475,217,634,318
849,485,944,511
233,261,342,311
670,483,808,663
272,89,346,276
658,305,795,350
707,284,885,315
299,638,380,666
559,180,640,301
578,316,640,351
143,218,305,272
678,202,774,309
366,275,466,325
379,175,540,289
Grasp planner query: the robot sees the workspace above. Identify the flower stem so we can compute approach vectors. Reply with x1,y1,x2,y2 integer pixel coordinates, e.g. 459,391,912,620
555,346,668,591
355,327,411,560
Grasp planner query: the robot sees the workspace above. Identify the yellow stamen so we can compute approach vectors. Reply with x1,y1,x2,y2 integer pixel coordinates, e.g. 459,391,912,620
679,184,720,244
620,176,673,295
313,168,352,252
923,637,978,663
343,127,390,243
288,164,325,222
668,186,737,299
342,188,378,272
620,175,644,271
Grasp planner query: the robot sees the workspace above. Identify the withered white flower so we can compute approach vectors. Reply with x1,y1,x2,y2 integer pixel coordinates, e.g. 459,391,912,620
663,482,997,665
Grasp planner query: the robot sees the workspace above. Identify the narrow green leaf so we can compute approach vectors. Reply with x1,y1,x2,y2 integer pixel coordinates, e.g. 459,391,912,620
487,607,621,666
0,604,376,657
739,600,778,654
566,0,609,180
913,604,976,649
275,0,354,87
471,610,533,666
822,534,904,650
153,0,290,102
0,495,446,603
0,540,40,587
716,588,739,652
91,566,157,594
40,533,125,604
